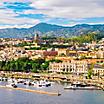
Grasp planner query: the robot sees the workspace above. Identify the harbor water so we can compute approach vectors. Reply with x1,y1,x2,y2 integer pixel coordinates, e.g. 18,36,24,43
0,81,104,104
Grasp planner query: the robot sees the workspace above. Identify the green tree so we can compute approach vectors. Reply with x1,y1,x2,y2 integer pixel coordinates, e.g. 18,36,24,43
87,64,94,79
41,63,49,70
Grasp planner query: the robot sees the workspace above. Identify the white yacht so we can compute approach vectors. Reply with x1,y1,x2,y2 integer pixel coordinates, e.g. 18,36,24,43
17,79,25,83
6,83,17,88
0,77,2,81
33,80,51,87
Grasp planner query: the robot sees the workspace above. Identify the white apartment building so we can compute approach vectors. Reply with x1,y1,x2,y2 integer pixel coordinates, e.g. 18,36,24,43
49,60,88,74
93,64,104,76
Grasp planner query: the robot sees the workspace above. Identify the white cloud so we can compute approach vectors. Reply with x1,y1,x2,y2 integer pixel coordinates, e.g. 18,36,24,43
0,9,40,25
0,0,30,3
27,0,104,19
0,24,35,29
0,7,40,28
0,16,40,25
0,0,104,28
62,21,104,27
1,0,104,19
0,0,41,28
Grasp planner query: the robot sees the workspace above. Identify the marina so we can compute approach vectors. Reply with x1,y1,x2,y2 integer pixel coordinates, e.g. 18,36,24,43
0,76,104,104
0,77,61,96
0,77,103,95
0,82,104,104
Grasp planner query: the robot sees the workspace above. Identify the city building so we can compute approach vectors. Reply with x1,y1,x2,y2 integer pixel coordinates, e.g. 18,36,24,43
49,60,88,74
32,33,41,47
93,64,104,76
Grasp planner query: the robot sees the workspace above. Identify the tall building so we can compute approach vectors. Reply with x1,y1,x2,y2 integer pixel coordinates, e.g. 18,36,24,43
34,33,40,45
32,33,40,47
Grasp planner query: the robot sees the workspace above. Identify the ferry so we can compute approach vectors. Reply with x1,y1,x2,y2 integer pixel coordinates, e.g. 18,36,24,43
64,82,99,90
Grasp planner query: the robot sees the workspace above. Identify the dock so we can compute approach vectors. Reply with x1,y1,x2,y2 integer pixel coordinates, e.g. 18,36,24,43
0,85,61,96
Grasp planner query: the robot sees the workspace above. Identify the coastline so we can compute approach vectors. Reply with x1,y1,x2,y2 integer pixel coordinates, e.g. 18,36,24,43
0,71,104,90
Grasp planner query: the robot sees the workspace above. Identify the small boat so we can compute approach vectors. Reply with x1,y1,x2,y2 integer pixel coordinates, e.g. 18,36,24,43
39,80,51,87
2,77,7,81
6,83,17,88
17,79,25,83
31,81,36,86
8,78,13,83
64,84,75,90
7,78,18,85
33,80,51,88
33,81,42,87
73,81,81,85
24,80,31,86
0,77,2,81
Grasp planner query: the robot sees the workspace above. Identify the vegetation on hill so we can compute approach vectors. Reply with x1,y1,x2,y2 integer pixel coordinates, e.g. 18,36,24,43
0,23,104,39
69,32,97,43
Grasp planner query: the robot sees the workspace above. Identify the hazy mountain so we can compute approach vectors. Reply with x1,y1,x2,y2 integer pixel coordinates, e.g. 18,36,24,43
0,23,104,38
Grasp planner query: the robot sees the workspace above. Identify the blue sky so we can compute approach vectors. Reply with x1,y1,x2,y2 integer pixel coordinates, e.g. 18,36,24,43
0,0,104,28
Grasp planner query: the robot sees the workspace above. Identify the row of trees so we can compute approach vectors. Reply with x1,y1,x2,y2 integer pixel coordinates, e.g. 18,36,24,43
68,33,97,44
0,57,41,72
0,57,62,73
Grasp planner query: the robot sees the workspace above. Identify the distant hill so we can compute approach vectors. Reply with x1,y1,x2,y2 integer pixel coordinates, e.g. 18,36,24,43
0,23,104,38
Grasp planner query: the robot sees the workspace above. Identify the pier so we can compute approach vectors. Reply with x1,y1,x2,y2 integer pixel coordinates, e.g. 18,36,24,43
0,85,61,96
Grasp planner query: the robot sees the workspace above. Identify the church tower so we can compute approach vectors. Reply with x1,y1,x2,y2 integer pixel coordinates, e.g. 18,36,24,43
32,33,40,47
34,33,40,45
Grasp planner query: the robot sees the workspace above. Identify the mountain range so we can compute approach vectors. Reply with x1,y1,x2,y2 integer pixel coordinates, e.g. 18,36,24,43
0,23,104,38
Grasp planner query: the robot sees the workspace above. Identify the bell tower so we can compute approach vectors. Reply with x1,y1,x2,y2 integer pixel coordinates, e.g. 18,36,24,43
34,33,40,45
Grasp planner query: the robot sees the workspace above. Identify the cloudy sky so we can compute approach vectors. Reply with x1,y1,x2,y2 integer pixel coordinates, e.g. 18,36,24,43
0,0,104,28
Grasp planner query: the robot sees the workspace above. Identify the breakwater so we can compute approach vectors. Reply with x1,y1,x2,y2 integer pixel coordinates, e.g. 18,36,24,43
0,85,61,96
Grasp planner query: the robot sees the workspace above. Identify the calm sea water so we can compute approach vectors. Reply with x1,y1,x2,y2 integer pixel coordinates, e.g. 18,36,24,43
0,82,104,104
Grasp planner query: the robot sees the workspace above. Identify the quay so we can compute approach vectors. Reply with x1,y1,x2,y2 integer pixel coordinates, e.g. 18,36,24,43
0,85,61,96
